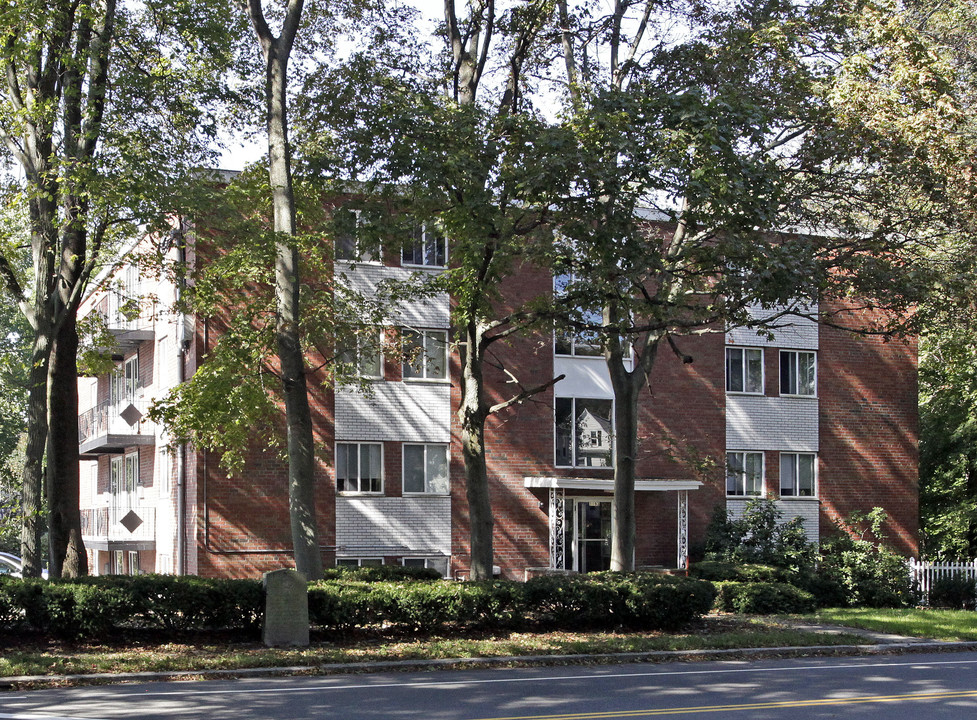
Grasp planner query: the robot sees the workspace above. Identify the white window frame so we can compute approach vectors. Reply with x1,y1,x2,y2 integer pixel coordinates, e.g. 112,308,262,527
726,451,764,497
336,442,384,494
725,347,764,394
554,397,615,469
402,557,449,576
780,452,817,497
157,445,170,495
113,550,125,574
553,271,604,357
402,443,449,495
127,550,139,576
402,329,448,381
780,350,817,397
402,223,447,268
110,355,140,407
338,331,383,379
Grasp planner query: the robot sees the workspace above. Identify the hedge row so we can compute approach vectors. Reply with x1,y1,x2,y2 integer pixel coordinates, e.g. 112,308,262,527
0,571,716,640
712,581,817,614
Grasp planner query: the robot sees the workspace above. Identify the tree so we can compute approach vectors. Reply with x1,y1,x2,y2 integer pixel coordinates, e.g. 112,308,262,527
546,0,966,569
0,0,235,577
300,0,567,579
234,0,332,580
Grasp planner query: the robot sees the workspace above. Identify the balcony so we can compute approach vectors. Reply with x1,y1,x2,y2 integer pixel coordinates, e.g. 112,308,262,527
81,505,156,551
78,400,156,457
102,312,155,357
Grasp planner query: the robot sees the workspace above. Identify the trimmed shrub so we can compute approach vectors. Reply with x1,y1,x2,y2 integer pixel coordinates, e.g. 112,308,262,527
929,574,977,610
320,565,442,582
705,499,817,572
713,581,816,614
690,561,782,583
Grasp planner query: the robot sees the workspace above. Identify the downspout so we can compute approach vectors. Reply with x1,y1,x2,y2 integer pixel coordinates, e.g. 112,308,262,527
174,223,189,576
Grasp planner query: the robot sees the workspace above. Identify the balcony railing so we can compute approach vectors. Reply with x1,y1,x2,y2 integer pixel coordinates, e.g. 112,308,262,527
81,505,156,545
78,399,156,455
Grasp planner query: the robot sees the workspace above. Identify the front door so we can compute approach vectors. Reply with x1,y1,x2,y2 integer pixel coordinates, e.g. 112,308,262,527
569,499,612,573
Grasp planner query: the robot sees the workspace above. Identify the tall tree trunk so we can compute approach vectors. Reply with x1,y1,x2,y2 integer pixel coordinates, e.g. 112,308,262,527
459,321,493,580
46,313,87,578
252,1,323,580
608,362,638,571
606,335,659,572
20,332,51,578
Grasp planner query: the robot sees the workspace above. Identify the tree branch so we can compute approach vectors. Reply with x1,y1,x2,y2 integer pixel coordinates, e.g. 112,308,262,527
488,373,565,415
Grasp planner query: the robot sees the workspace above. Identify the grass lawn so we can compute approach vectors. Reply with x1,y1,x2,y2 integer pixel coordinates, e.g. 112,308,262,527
809,608,977,642
0,615,866,679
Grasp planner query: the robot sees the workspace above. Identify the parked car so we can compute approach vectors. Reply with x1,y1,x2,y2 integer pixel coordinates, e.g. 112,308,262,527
0,551,22,578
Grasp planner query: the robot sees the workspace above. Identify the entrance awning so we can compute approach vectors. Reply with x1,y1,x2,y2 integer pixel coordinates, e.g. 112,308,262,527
524,477,702,492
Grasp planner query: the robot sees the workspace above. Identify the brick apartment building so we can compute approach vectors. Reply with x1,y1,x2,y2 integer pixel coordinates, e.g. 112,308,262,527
76,225,919,579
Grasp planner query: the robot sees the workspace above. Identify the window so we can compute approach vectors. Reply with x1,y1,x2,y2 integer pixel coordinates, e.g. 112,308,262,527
402,329,447,380
337,332,382,379
403,444,449,494
726,347,763,393
780,350,816,396
780,453,816,497
127,550,139,576
334,209,375,262
402,224,446,267
555,397,613,467
726,451,763,496
336,442,383,493
157,446,170,495
553,272,603,356
403,557,448,576
110,355,139,406
337,558,383,567
112,451,139,502
113,550,125,574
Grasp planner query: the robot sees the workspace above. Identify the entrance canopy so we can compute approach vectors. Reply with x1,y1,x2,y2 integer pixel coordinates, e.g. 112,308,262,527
524,477,702,492
523,477,702,571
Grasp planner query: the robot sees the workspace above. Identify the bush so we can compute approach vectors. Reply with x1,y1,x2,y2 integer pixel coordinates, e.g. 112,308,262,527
713,581,816,614
690,561,782,583
818,510,916,608
705,499,817,572
929,574,977,610
524,573,715,630
320,565,442,582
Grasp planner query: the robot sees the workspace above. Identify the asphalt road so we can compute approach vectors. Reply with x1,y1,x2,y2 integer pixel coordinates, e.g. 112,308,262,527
2,651,977,719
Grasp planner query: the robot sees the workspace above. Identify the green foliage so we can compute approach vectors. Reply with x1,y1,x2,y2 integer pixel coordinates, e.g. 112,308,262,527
319,565,442,582
819,510,917,608
704,498,817,572
928,574,977,610
521,573,715,631
713,581,817,615
0,575,264,639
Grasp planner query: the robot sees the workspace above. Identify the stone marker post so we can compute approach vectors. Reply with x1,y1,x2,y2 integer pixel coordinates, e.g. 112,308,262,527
263,568,309,647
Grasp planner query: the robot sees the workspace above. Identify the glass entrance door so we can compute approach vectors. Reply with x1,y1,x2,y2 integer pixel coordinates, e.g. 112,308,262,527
567,499,612,573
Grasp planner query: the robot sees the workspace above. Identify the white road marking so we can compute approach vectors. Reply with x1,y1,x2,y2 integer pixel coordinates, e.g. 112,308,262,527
0,714,106,720
87,656,977,699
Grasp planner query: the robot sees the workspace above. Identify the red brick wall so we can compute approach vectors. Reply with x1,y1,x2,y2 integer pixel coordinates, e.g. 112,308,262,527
188,308,338,579
451,263,728,578
818,301,919,554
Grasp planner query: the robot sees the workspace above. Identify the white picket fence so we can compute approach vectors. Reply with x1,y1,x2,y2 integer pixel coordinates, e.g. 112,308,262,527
908,558,977,604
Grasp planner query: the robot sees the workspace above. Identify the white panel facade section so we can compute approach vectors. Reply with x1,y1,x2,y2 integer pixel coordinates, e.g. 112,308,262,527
726,498,820,541
726,395,819,451
339,263,450,329
727,302,819,349
336,383,451,442
553,357,614,399
336,496,451,554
